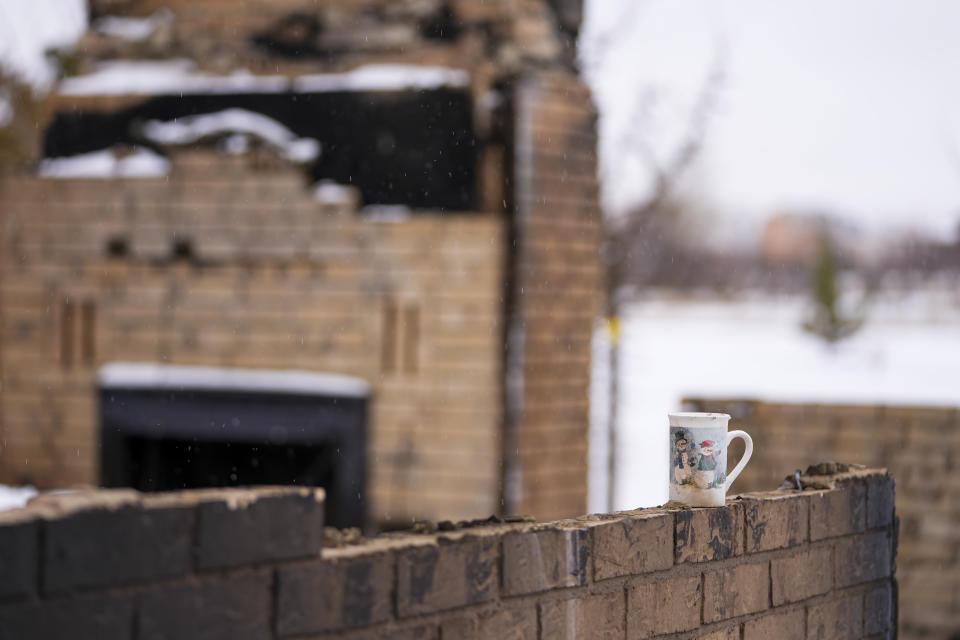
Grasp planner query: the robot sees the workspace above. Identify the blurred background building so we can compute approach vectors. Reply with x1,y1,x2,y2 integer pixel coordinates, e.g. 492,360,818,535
0,0,602,527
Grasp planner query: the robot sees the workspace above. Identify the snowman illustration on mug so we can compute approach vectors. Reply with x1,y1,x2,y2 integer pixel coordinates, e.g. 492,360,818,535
693,440,725,490
672,432,726,490
672,431,695,486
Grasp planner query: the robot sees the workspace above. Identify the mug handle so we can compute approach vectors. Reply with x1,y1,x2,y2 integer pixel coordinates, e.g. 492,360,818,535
725,430,754,491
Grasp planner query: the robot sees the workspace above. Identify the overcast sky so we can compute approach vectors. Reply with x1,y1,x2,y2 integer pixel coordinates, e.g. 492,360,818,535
581,0,960,239
0,0,86,89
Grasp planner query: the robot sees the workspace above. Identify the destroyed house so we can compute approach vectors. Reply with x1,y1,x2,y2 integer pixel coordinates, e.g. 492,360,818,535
0,0,602,527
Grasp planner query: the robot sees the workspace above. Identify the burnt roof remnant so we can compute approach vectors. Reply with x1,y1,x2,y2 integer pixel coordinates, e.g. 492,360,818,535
77,0,584,74
251,13,326,59
44,88,478,211
38,0,589,211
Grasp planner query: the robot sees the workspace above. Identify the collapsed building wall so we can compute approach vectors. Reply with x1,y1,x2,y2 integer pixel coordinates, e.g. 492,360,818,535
0,151,504,523
0,465,896,639
0,0,602,524
77,0,582,71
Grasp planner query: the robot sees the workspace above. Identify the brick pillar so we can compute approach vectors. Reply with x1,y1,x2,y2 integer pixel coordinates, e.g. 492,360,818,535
506,70,602,520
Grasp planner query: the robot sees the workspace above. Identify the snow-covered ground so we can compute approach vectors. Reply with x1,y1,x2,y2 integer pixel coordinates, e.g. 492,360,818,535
589,289,960,512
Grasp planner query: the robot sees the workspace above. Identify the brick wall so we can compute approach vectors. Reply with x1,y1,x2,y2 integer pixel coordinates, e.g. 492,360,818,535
687,397,947,639
3,0,604,528
0,72,603,526
0,465,896,639
508,70,602,521
0,152,505,524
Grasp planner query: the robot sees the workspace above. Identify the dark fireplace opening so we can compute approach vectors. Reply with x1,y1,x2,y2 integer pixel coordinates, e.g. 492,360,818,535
124,438,336,491
99,363,369,528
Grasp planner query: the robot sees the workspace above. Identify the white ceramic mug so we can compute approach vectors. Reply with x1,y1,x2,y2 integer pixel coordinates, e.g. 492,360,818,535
669,412,753,507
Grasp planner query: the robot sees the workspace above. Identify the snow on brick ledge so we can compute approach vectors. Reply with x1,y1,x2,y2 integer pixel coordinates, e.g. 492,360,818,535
98,362,370,398
37,147,170,179
58,60,470,96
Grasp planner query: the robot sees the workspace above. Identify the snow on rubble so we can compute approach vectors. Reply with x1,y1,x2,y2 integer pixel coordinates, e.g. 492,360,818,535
0,485,37,512
293,65,469,92
37,147,170,179
93,9,173,42
58,59,289,96
58,60,469,96
313,181,357,205
38,109,321,177
143,108,320,162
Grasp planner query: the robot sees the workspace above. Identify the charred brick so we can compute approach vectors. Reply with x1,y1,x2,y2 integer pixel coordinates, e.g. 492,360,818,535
836,532,892,588
703,562,769,622
195,490,323,571
276,552,392,636
592,511,672,580
502,527,589,595
865,583,893,635
866,473,895,530
675,503,744,563
807,594,863,640
138,573,271,640
743,493,808,552
627,575,701,636
771,545,833,605
743,607,804,640
700,626,741,640
810,484,866,541
0,593,133,639
539,592,624,639
43,505,192,593
0,520,37,599
396,537,498,617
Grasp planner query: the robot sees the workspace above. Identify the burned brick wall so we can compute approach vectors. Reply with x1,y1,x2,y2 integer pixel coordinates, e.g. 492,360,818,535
687,397,946,639
0,152,505,524
1,0,604,527
0,466,895,638
79,0,579,69
506,70,602,521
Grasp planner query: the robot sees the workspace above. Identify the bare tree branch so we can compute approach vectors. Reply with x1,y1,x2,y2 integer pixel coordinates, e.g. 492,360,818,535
601,38,725,511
